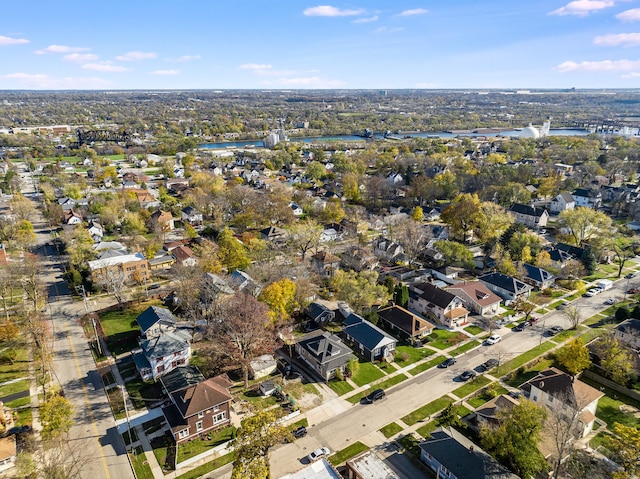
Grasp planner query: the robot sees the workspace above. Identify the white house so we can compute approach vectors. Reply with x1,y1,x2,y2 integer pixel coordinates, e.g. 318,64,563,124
549,192,575,214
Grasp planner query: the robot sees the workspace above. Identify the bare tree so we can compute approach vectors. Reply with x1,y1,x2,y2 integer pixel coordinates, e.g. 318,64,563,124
563,305,582,330
288,219,322,261
207,292,278,388
96,269,127,308
478,316,499,335
173,264,205,324
393,217,427,265
16,439,92,479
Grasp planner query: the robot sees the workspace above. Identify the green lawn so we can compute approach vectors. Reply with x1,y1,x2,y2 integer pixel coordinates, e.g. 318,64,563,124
426,330,468,350
100,301,162,355
451,376,492,398
407,355,444,375
327,379,354,396
239,388,278,409
416,421,438,439
464,325,484,335
0,379,29,398
499,341,556,376
504,358,555,388
454,340,480,355
175,452,234,479
351,361,386,387
380,422,404,438
467,383,509,408
328,441,369,466
595,395,640,429
177,426,236,463
401,396,453,426
124,377,164,410
129,446,154,479
284,380,320,401
394,346,434,367
0,346,30,384
345,373,409,404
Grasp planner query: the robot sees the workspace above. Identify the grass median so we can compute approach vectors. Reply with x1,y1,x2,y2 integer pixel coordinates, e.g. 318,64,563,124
401,396,453,426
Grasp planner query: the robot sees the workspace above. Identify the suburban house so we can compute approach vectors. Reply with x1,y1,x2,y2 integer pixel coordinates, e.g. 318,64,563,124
228,270,262,296
295,332,354,381
161,373,233,444
521,368,604,437
372,237,405,262
311,250,341,277
150,210,175,232
340,246,379,272
408,282,469,328
446,282,502,317
472,394,520,431
249,354,277,380
172,245,198,267
479,272,532,303
508,203,549,229
289,202,303,217
133,306,192,380
0,436,16,474
279,458,342,479
341,313,396,362
181,206,204,226
306,301,335,326
522,264,555,290
419,427,520,479
64,210,83,225
376,305,435,345
549,192,575,214
572,188,602,209
260,225,288,244
345,450,400,479
87,220,104,243
88,252,150,285
615,318,640,349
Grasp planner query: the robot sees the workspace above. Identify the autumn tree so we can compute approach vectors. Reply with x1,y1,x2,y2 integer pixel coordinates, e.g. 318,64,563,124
258,278,297,323
393,217,426,264
412,206,423,221
207,292,277,387
440,193,485,243
231,409,291,479
63,226,97,270
594,333,633,385
329,270,390,314
10,192,36,221
217,228,250,272
608,422,640,479
559,207,611,247
40,393,74,440
15,219,36,251
480,399,548,478
433,240,475,268
513,296,536,321
609,236,636,278
555,338,591,376
288,219,322,260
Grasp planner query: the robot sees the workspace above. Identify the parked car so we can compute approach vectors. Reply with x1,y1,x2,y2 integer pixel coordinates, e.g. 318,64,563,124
459,370,477,381
547,325,564,336
308,447,330,462
625,272,635,279
6,425,31,435
604,297,616,305
292,426,307,439
485,334,502,345
364,388,385,404
627,288,638,294
556,303,566,310
438,357,457,368
146,283,161,290
585,288,601,297
480,358,499,370
513,321,530,332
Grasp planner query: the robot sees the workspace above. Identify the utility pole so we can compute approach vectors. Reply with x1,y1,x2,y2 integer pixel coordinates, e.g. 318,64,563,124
92,317,103,356
76,284,89,312
121,385,131,451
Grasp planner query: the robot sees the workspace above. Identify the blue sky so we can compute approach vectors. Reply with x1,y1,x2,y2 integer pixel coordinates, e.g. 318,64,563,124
1,0,640,89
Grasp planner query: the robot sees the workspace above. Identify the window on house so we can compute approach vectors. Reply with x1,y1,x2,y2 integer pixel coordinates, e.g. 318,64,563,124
157,364,165,373
214,405,220,412
198,411,204,419
196,421,203,432
532,395,538,401
213,412,227,424
178,429,189,439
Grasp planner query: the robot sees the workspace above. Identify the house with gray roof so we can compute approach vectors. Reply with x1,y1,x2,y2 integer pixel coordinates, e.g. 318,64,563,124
522,264,555,290
572,188,602,209
419,427,520,479
508,203,549,229
376,305,435,345
549,192,575,214
615,318,640,349
478,272,532,304
136,306,178,338
295,332,354,381
408,282,469,328
341,313,396,362
306,302,335,326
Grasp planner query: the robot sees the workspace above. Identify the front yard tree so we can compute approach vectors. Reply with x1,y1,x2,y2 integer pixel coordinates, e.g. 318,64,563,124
513,296,536,321
480,399,548,478
562,305,582,330
231,409,291,479
595,333,633,385
40,394,75,440
559,207,611,247
96,269,127,308
208,292,277,388
259,278,297,323
289,219,322,261
609,422,640,479
555,338,591,376
609,236,636,278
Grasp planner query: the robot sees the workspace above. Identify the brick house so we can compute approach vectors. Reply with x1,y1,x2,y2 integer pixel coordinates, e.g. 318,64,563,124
88,252,150,285
407,282,469,328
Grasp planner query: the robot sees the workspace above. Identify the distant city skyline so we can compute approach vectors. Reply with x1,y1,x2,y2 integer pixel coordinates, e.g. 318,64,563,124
2,1,640,90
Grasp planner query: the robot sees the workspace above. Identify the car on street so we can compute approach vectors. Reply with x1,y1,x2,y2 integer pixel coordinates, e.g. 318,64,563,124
556,303,566,310
625,272,635,279
459,370,477,381
513,321,530,332
308,447,330,462
438,357,457,368
364,388,385,404
547,325,564,336
627,288,638,294
480,358,499,371
485,334,502,345
585,288,601,297
292,426,307,439
604,297,616,305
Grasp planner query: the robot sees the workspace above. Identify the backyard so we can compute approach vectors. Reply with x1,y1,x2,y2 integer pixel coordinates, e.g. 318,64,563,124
99,300,163,355
176,426,236,463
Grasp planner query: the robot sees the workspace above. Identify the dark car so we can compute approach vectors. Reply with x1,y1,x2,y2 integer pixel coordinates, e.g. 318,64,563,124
460,370,477,381
6,425,31,435
625,272,635,279
146,283,161,290
438,357,457,368
292,426,307,438
627,288,638,294
513,321,530,332
547,325,564,336
364,388,385,404
480,358,499,371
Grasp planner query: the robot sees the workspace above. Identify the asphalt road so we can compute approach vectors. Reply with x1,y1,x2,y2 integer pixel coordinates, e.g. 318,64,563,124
19,165,134,479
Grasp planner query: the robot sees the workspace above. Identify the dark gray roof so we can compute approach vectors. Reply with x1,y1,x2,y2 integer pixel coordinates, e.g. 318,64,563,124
160,366,205,394
306,302,334,322
523,264,554,284
297,332,354,369
479,273,531,295
140,330,190,359
415,282,457,308
556,243,587,258
547,248,573,263
419,427,520,479
136,306,177,335
509,203,548,217
616,318,640,334
342,314,395,351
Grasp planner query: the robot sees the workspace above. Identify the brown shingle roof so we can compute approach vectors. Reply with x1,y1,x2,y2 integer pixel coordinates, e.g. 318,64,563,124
447,282,501,307
171,375,232,419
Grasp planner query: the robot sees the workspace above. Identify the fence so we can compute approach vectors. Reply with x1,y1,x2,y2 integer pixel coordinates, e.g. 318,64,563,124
581,369,640,402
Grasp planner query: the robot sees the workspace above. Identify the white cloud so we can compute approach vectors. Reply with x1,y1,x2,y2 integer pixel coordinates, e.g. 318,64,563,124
303,5,365,16
622,71,640,77
594,33,640,46
263,76,345,87
63,53,99,62
353,15,378,23
239,63,273,70
555,59,640,72
115,51,157,61
35,44,88,54
1,72,112,89
616,8,640,22
82,62,128,72
549,0,615,16
0,35,29,46
151,70,180,75
373,26,405,34
397,8,428,16
173,55,201,62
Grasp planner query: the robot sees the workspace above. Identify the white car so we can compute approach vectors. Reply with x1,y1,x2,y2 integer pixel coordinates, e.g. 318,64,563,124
485,334,502,345
604,297,616,305
585,288,601,297
308,447,330,462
